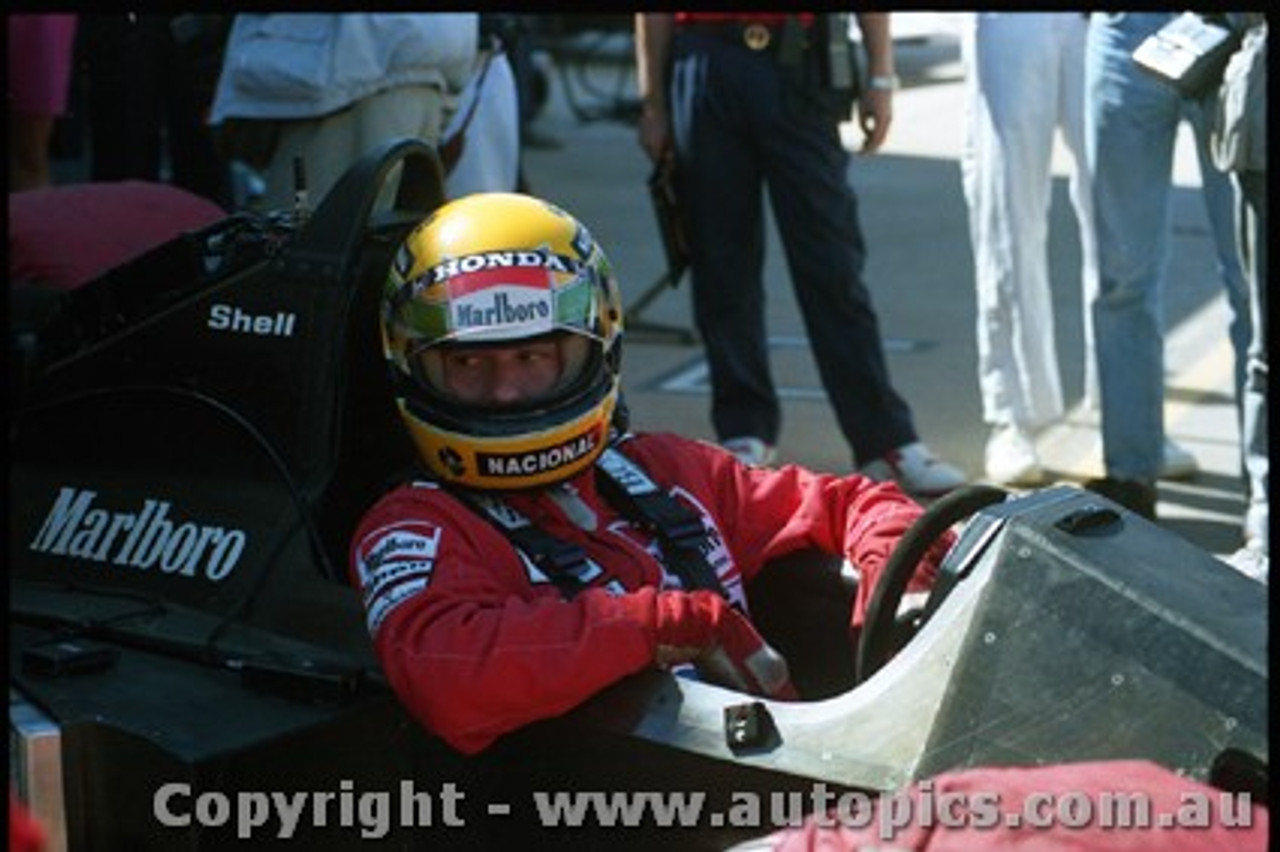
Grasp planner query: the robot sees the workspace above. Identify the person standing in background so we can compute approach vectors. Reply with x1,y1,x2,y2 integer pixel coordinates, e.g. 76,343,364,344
1082,12,1251,520
440,16,523,199
78,14,233,208
635,13,966,497
961,12,1199,488
8,13,79,192
209,13,477,212
960,13,1096,487
1212,14,1267,581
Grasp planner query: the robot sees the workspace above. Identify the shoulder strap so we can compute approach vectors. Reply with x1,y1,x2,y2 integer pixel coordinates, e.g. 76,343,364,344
456,490,603,601
433,442,729,602
399,464,602,600
594,444,729,600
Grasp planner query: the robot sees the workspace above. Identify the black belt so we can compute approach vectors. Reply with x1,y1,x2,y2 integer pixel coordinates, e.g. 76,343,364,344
680,20,802,54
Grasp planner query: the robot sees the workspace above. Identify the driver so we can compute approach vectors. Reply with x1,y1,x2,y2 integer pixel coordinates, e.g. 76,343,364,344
350,193,954,755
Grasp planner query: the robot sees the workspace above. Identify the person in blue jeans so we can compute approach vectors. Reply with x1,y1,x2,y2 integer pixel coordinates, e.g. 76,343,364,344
1082,12,1251,520
634,13,966,496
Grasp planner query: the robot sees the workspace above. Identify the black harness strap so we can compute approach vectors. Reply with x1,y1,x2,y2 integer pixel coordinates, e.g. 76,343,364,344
594,445,729,600
441,440,728,602
459,491,602,600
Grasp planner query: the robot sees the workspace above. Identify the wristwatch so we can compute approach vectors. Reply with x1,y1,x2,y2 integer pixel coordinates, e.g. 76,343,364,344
867,74,900,91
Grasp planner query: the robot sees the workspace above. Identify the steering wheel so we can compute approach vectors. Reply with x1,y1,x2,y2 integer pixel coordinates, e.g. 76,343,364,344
855,484,1010,684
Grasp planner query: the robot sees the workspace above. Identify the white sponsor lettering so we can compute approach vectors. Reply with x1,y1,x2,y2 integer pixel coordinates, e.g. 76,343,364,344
366,578,428,635
430,250,574,282
670,486,745,609
207,303,298,337
29,487,246,582
479,432,598,478
364,557,435,594
597,449,659,495
470,494,529,530
356,521,443,634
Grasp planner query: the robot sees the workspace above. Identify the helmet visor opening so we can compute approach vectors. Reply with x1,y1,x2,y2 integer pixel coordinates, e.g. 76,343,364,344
414,332,595,410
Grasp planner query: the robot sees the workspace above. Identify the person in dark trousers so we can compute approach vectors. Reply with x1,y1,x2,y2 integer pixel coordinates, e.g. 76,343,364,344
634,13,966,497
79,14,232,207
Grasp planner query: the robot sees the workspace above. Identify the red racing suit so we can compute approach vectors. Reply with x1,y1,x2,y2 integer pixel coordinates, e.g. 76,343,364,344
349,431,949,754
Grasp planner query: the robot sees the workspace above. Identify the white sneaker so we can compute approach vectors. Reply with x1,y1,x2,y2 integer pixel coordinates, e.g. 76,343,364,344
861,441,967,497
1221,539,1268,585
984,424,1045,487
721,436,778,467
1160,438,1199,480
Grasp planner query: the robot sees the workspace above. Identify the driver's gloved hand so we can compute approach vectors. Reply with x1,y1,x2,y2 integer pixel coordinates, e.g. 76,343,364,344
850,524,959,628
653,589,799,700
920,526,959,578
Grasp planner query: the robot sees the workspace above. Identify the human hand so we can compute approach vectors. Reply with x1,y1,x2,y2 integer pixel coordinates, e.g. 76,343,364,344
856,88,893,154
637,104,673,164
653,589,798,699
848,511,958,630
919,526,958,579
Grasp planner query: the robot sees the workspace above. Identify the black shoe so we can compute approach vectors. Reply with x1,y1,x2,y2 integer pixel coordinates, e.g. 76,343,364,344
1083,477,1157,521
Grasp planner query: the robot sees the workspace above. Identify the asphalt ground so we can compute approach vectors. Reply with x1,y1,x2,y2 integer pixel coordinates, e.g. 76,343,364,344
518,21,1250,560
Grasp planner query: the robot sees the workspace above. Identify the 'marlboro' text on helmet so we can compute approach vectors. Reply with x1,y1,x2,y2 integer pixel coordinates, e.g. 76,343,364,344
381,193,624,490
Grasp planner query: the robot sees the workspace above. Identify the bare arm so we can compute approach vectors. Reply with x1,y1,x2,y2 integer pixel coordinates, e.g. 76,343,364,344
635,13,676,163
854,12,895,154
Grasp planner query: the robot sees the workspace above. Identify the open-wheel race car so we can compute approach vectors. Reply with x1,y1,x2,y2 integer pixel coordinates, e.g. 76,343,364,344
9,140,1268,850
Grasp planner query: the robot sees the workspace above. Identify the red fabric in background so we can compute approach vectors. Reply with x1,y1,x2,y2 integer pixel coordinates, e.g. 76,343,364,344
7,14,79,117
9,180,225,291
675,12,815,28
9,788,47,852
749,760,1268,851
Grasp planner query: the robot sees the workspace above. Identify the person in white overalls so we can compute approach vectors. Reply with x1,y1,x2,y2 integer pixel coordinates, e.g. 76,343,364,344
442,34,521,198
959,12,1097,486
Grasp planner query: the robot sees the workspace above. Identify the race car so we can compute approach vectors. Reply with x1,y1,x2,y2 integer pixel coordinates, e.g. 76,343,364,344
9,140,1267,850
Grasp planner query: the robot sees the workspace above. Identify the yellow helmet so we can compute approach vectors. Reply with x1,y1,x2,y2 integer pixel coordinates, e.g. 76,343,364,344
381,193,625,490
